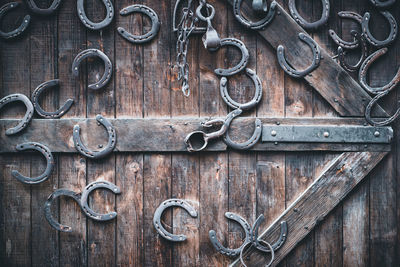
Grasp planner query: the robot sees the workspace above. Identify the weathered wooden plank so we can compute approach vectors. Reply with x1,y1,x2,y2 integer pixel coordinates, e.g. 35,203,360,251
230,151,389,267
225,0,387,117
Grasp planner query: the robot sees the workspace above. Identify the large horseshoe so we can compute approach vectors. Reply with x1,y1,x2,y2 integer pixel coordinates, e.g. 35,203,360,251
0,2,31,40
12,142,55,184
369,0,396,8
220,68,262,110
223,118,262,150
209,212,251,257
32,79,74,118
214,38,249,76
72,49,113,90
362,11,398,48
0,94,34,136
365,90,400,126
329,11,363,50
288,0,330,31
153,199,198,242
118,5,160,44
277,33,321,78
250,215,287,252
337,30,368,73
359,48,400,94
77,0,114,30
233,0,277,30
73,115,117,159
25,0,62,15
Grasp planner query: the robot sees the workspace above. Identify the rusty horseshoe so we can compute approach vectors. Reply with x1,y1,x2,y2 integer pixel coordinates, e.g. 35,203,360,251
26,0,62,15
365,90,400,126
233,0,277,30
288,0,330,31
0,2,31,40
337,30,368,72
77,0,114,30
214,38,249,76
362,11,398,48
223,118,262,150
0,94,33,136
329,11,363,49
369,0,396,8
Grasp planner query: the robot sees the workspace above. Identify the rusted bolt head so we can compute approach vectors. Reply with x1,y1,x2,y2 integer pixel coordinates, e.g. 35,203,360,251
271,130,277,137
323,132,330,138
374,131,380,137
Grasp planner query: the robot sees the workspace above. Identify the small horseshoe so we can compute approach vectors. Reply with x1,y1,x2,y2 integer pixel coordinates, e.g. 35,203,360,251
369,0,396,8
72,49,113,90
338,30,368,73
12,142,55,184
214,38,249,76
0,2,31,40
239,240,274,267
220,68,263,110
209,212,251,257
329,11,363,49
77,0,114,30
223,118,262,150
117,5,160,44
25,0,62,15
250,215,287,252
32,79,74,118
73,115,117,159
0,93,34,136
233,0,277,30
153,199,198,242
362,11,398,48
365,90,400,126
359,48,400,94
288,0,330,31
277,33,321,78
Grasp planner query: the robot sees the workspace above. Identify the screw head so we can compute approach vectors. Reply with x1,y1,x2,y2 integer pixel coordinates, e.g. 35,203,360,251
323,131,330,138
374,131,380,137
271,130,277,137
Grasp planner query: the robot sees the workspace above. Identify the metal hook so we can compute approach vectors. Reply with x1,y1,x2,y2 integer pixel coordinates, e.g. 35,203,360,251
73,115,117,159
77,0,114,30
362,11,398,48
0,94,33,136
12,142,55,184
0,2,31,40
44,180,121,232
250,215,288,252
359,48,400,94
117,4,160,44
239,240,274,267
365,90,400,126
153,199,198,242
72,49,113,90
277,33,321,78
369,0,396,8
214,38,249,76
25,0,62,15
223,118,262,150
209,212,251,257
288,0,330,31
233,0,277,30
32,79,74,118
329,11,363,49
337,30,368,73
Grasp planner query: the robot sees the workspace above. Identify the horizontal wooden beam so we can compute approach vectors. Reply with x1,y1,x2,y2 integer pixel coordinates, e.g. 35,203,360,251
225,0,387,117
0,118,392,153
230,151,389,266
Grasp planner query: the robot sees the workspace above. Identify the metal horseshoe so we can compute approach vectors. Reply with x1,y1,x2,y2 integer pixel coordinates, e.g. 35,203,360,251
0,94,33,136
362,11,398,48
72,49,113,90
233,0,277,30
25,0,62,15
277,33,321,78
117,4,160,44
44,180,121,232
0,2,31,40
369,0,396,8
329,11,363,49
153,199,198,242
214,38,249,76
223,118,262,150
365,90,400,126
32,79,74,118
77,0,114,30
209,212,251,257
250,215,287,252
240,240,274,267
73,115,117,159
12,142,55,184
359,48,400,94
337,30,368,73
288,0,330,31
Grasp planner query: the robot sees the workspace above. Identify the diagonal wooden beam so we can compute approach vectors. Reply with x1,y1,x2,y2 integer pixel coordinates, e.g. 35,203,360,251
225,0,387,117
230,151,389,266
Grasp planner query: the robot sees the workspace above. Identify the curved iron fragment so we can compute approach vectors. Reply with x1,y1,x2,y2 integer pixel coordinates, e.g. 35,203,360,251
32,79,73,118
118,4,160,44
214,38,249,76
0,2,31,39
153,199,198,242
223,118,262,150
25,0,62,15
365,90,400,126
329,11,363,49
277,33,321,78
12,142,55,184
369,0,396,8
240,240,274,267
338,31,368,73
77,0,114,30
250,215,288,252
72,49,113,90
233,0,277,30
73,115,117,159
362,11,397,48
0,93,33,135
288,0,330,31
359,48,400,94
